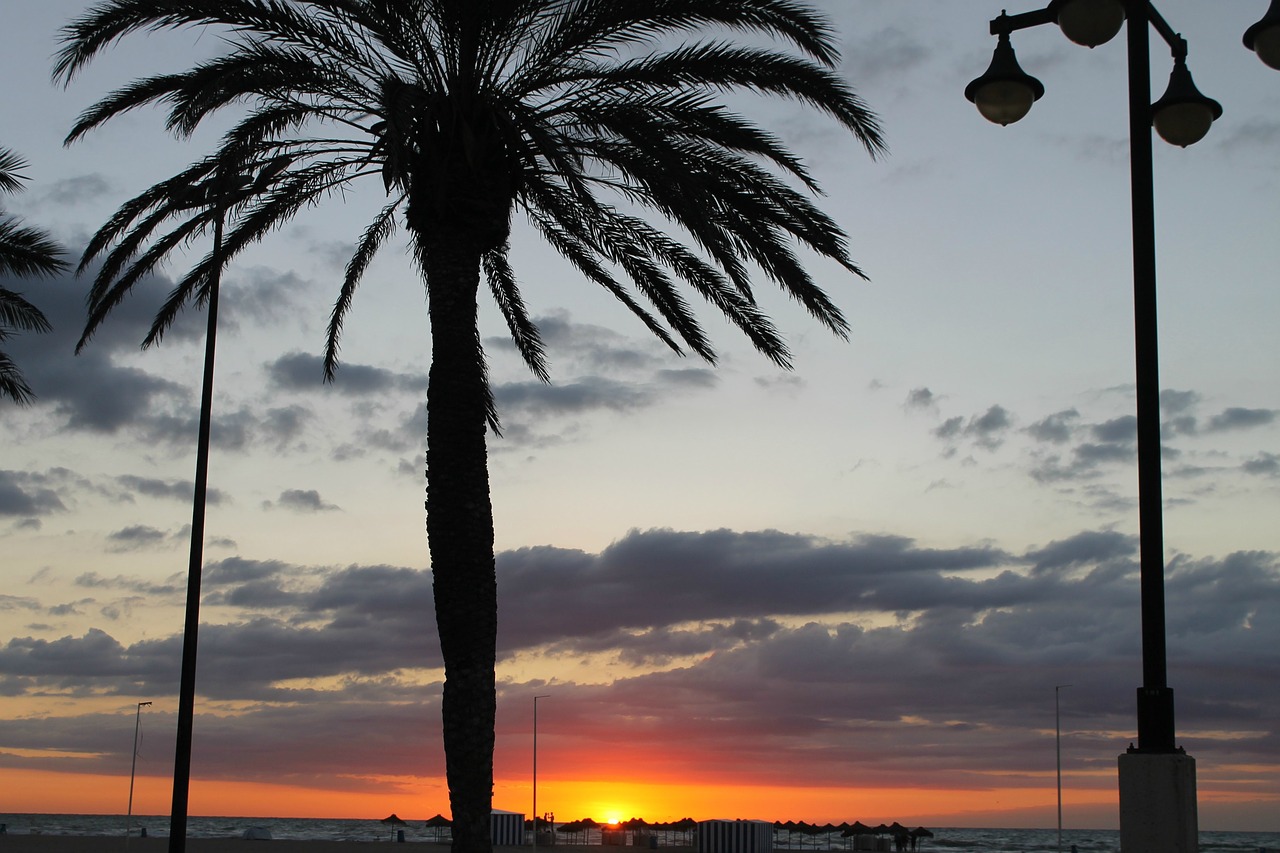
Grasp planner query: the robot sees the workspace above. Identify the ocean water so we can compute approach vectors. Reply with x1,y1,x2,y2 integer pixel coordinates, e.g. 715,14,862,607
1,815,1277,852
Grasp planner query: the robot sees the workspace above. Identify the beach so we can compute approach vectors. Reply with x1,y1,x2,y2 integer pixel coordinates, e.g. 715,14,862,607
0,843,693,853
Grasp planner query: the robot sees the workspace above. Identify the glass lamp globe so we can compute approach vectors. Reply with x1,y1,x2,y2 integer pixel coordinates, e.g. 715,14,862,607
1151,58,1222,147
965,34,1045,125
1055,0,1126,47
1245,0,1280,69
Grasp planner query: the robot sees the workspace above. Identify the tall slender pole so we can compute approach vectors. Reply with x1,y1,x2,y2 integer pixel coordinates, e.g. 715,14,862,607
1055,685,1071,853
168,199,225,853
1124,0,1176,756
533,694,550,852
127,701,152,843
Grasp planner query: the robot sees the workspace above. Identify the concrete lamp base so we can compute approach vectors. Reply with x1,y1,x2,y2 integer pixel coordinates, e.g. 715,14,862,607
1118,751,1198,853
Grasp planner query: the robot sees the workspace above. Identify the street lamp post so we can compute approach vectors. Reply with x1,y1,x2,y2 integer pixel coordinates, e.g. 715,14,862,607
532,694,550,853
964,3,1279,851
1055,685,1071,853
166,158,286,853
126,700,152,844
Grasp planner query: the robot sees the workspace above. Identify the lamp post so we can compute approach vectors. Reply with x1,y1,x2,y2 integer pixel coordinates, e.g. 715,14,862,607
126,700,152,844
166,159,286,853
965,3,1278,851
1055,685,1071,853
532,694,550,853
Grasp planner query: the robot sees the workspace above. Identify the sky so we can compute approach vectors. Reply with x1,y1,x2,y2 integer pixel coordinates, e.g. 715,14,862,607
1,0,1278,834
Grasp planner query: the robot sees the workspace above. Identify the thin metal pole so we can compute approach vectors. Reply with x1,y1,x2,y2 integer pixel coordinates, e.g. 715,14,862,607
1055,685,1071,853
169,195,228,853
533,694,549,852
1125,0,1176,755
127,701,152,843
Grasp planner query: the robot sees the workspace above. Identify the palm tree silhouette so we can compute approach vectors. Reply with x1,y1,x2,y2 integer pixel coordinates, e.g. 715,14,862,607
55,3,885,851
0,147,67,405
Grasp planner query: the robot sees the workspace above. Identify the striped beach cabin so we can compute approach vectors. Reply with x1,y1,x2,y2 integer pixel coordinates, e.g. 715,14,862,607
492,810,525,846
697,820,773,853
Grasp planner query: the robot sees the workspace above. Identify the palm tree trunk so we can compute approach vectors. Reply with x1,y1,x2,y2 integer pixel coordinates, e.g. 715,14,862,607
422,234,498,853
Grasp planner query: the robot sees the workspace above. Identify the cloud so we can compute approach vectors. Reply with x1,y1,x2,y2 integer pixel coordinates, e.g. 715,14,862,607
0,470,68,517
934,405,1012,451
0,266,188,432
904,387,936,411
105,524,174,552
1026,409,1080,444
267,351,424,395
33,173,113,208
0,527,1275,799
1243,453,1279,477
1206,407,1276,432
267,489,340,513
115,474,227,506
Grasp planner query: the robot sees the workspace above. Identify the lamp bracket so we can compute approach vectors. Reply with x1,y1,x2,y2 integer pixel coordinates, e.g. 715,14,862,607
988,2,1187,59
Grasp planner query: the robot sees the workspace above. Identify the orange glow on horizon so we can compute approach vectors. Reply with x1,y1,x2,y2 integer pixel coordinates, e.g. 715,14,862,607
25,766,1280,830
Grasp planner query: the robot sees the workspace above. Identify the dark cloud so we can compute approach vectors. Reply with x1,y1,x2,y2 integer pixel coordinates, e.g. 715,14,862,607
0,470,68,517
219,267,314,333
0,267,188,432
1026,409,1079,444
0,528,1275,801
2,525,1269,799
105,524,174,552
267,489,340,513
934,404,1012,451
904,387,936,411
495,377,654,417
1243,453,1279,477
1206,407,1276,432
267,351,428,396
115,474,227,506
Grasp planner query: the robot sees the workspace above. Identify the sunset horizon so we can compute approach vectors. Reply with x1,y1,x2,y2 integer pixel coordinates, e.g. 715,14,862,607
3,1,1277,845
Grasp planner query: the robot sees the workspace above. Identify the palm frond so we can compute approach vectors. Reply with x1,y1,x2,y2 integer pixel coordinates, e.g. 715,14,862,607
482,246,549,382
325,197,402,381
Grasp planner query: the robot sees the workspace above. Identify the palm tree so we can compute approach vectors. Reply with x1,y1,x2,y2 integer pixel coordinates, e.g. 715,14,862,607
54,2,885,851
0,147,67,404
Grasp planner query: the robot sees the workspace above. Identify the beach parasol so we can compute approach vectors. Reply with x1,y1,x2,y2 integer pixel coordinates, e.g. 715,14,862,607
425,814,452,842
381,814,408,842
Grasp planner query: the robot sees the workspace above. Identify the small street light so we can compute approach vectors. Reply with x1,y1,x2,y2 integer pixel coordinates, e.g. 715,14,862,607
532,694,550,853
1055,686,1071,853
964,4,1276,852
126,700,152,845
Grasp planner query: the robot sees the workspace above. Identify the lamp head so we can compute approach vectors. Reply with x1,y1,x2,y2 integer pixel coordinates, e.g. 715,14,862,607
1052,0,1126,47
1151,56,1223,147
965,32,1046,125
1245,0,1280,69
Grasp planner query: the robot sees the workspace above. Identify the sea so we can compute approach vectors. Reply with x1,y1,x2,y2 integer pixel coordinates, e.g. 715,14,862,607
0,815,1277,853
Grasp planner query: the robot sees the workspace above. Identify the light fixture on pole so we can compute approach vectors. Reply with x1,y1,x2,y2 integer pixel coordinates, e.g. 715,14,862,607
1055,685,1072,853
964,3,1275,851
964,22,1044,125
126,701,152,845
532,694,550,853
1245,0,1280,68
1053,0,1126,47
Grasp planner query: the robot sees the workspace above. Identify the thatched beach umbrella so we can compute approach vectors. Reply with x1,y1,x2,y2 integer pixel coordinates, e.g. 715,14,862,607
909,828,933,845
381,814,408,841
425,814,452,842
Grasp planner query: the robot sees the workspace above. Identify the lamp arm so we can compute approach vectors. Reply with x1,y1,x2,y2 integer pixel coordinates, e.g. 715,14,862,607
989,2,1187,59
1146,4,1188,59
989,6,1056,36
